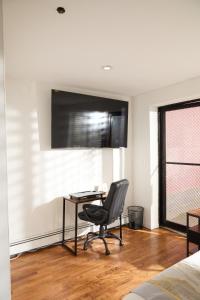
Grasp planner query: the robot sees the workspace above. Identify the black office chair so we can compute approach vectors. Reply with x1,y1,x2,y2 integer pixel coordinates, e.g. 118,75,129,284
78,179,129,255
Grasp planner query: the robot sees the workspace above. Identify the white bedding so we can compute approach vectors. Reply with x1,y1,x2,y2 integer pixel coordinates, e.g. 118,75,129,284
123,251,200,300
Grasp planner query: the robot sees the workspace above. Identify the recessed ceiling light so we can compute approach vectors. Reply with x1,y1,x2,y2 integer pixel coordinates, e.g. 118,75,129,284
102,65,112,71
57,7,66,14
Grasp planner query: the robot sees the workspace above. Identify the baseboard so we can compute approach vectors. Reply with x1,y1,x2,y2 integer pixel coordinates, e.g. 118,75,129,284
160,226,186,237
10,214,128,256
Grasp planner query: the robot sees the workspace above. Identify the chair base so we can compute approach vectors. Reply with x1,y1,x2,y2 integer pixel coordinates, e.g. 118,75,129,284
83,226,123,255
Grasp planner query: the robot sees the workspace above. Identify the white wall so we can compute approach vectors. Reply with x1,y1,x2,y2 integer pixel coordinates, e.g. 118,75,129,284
133,76,200,229
6,78,133,255
0,0,10,298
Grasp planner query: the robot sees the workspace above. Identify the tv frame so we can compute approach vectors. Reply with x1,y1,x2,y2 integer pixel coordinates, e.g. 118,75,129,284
51,89,128,149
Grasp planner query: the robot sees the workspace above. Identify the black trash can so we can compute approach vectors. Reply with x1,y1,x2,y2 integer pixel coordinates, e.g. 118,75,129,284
128,206,144,229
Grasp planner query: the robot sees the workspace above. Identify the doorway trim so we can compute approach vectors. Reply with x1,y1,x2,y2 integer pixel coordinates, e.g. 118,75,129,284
158,98,200,232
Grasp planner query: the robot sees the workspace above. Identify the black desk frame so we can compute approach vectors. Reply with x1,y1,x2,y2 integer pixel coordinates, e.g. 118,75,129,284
186,209,200,256
62,195,122,255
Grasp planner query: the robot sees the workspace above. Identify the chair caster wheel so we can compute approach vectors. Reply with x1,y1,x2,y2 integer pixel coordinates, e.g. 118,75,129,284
105,250,110,255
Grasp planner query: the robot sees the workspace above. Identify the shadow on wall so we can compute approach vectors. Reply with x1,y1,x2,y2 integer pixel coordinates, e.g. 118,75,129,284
30,197,97,240
6,80,107,244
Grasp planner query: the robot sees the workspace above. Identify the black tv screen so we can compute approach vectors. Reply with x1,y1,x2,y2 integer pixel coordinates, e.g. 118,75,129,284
51,90,128,148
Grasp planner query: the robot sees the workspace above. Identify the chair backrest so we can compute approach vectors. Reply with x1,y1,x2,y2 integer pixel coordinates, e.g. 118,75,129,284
103,179,129,225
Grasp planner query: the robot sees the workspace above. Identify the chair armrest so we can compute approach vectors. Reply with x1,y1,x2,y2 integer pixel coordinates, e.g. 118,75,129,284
83,204,101,210
83,205,108,224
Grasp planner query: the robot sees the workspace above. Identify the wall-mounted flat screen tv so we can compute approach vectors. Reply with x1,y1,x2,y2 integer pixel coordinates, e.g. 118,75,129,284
51,90,128,148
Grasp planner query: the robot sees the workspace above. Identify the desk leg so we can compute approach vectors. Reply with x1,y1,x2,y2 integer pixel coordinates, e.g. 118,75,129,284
62,199,78,256
186,213,189,256
119,215,122,240
62,198,65,244
198,218,200,251
74,203,78,255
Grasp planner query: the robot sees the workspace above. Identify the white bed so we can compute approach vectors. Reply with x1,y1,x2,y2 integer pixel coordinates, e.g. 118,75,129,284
123,251,200,300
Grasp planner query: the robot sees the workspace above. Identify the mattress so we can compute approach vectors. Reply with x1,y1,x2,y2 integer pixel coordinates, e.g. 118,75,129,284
123,251,200,300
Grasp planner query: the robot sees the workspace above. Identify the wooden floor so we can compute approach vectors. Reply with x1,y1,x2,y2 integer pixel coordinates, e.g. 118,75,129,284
11,227,186,300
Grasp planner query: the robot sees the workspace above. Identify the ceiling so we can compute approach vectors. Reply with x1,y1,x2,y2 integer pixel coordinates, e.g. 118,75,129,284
3,0,200,96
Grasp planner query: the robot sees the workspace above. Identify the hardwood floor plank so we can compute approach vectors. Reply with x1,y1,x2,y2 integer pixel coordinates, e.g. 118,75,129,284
11,228,186,300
